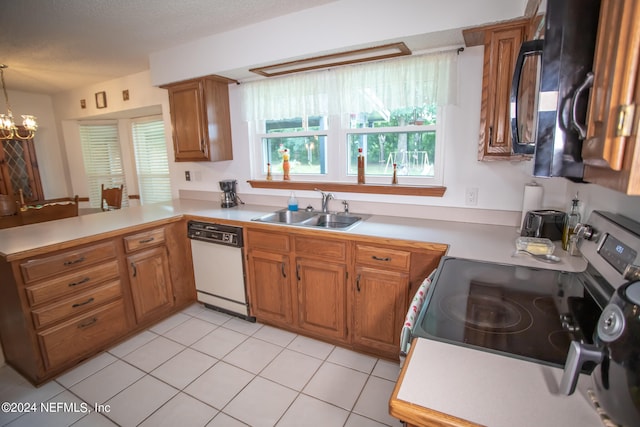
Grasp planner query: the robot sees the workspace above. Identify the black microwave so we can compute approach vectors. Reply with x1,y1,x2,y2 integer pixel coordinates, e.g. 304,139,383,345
510,0,601,180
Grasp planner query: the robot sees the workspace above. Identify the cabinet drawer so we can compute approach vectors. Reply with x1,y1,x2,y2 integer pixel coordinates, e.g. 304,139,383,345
295,236,347,260
124,228,166,253
25,259,120,307
37,299,128,370
247,230,290,252
31,280,123,329
355,244,411,271
21,242,117,284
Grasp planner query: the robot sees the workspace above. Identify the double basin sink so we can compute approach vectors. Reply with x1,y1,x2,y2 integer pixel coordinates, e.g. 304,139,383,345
252,209,368,230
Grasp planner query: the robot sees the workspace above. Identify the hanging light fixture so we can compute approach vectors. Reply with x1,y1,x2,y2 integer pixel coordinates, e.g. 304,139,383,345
0,64,37,141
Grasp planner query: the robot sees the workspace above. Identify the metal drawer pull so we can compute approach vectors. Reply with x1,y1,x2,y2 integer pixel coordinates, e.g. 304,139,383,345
72,297,95,308
68,277,90,287
371,255,391,262
139,237,155,244
356,274,361,292
77,317,98,329
64,256,86,266
131,262,137,277
281,262,287,278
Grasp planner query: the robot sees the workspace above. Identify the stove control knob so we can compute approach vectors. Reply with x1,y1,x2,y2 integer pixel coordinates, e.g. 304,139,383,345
574,223,596,241
624,264,640,282
597,304,625,342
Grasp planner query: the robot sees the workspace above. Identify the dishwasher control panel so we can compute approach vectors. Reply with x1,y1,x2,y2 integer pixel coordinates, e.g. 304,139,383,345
187,221,243,247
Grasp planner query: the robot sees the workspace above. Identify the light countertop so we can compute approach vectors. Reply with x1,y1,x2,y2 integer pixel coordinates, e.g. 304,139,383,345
391,339,603,427
0,199,587,274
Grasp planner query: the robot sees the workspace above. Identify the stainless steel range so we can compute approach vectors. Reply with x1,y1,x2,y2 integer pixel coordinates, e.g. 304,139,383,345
407,211,640,426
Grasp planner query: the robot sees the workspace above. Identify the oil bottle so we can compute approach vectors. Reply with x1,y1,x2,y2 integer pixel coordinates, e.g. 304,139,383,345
562,193,580,251
357,148,365,184
282,149,290,181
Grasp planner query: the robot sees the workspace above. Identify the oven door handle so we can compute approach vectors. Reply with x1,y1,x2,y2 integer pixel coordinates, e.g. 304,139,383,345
400,269,436,366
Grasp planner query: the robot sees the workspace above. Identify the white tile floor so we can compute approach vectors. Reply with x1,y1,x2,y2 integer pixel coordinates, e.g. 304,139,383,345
0,303,402,427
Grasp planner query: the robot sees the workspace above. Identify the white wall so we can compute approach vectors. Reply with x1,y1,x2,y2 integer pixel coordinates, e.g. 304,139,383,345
52,71,175,206
150,0,527,85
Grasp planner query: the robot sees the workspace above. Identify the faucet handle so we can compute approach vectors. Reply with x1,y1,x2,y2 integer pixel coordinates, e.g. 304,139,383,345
342,200,349,213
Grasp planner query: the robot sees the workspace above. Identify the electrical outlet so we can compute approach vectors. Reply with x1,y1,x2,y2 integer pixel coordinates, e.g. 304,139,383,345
185,171,191,181
465,187,478,206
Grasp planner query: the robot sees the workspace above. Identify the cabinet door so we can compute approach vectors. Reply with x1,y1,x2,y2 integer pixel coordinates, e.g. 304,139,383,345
127,246,174,323
477,23,528,160
166,80,209,162
246,250,293,325
0,137,44,201
296,258,347,341
353,266,409,357
583,0,640,194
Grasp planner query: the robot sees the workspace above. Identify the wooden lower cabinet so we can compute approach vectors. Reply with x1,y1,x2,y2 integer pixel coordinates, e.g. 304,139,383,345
296,258,347,341
352,266,409,358
246,249,293,325
37,299,128,370
127,246,174,324
245,226,445,360
0,219,195,385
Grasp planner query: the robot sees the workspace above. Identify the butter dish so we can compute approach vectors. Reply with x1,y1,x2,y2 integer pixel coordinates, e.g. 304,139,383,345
515,237,555,255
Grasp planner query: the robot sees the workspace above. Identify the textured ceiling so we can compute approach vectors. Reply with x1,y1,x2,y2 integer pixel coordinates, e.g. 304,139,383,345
0,0,338,94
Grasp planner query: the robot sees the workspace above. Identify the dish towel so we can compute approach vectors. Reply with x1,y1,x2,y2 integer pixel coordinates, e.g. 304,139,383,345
399,275,432,366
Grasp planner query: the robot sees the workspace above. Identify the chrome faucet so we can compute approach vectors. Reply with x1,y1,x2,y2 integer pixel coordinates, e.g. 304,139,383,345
314,188,334,213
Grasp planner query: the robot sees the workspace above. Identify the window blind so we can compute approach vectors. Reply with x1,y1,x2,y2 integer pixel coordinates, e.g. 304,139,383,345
79,123,128,208
131,118,171,205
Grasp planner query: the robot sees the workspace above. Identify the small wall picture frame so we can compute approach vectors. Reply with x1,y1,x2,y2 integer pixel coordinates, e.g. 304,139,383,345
95,91,107,109
122,89,130,101
80,99,86,109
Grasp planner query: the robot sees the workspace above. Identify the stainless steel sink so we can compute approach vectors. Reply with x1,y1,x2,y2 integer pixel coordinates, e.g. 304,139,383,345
300,213,362,229
253,210,317,224
252,209,367,230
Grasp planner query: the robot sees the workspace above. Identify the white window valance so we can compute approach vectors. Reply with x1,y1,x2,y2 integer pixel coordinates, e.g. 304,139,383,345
241,50,458,122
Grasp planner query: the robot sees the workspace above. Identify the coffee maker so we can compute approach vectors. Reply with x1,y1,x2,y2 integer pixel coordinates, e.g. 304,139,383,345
219,179,239,208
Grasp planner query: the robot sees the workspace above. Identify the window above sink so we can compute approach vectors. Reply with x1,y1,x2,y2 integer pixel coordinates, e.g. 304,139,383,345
241,50,457,194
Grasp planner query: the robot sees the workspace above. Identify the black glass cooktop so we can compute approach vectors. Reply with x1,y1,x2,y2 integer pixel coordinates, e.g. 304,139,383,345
413,257,593,367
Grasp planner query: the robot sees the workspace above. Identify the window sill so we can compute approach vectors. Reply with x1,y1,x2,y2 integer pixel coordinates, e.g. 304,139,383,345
247,180,446,197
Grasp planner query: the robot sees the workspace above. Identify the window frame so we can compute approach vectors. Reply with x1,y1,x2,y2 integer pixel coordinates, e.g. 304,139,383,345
130,115,172,205
250,108,446,187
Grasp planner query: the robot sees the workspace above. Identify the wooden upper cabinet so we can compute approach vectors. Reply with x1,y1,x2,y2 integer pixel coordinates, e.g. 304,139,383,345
464,19,530,161
162,75,235,162
583,0,640,195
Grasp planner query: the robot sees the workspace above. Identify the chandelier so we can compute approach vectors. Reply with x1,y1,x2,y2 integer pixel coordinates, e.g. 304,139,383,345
0,65,37,141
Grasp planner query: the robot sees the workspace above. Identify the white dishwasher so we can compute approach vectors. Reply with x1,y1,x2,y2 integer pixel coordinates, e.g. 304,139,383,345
187,220,254,321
